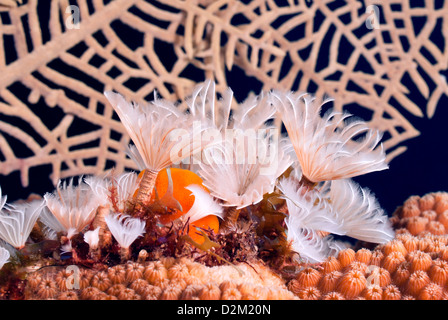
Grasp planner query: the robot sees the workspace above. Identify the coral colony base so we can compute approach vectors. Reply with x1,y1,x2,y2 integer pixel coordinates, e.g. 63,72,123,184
0,81,445,300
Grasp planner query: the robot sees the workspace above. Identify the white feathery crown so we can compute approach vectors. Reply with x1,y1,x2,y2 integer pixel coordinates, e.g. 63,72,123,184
84,171,140,212
278,176,393,262
104,90,209,172
278,178,344,236
0,199,45,249
105,213,146,249
199,134,292,209
270,91,388,183
38,205,65,234
327,179,394,244
44,177,102,237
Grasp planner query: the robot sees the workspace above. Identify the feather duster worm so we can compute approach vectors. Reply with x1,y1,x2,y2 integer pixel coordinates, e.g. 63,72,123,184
104,89,211,211
44,177,103,238
105,213,146,261
269,91,388,184
0,199,45,249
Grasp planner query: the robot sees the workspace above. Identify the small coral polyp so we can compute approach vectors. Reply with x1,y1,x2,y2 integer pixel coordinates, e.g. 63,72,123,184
0,81,445,300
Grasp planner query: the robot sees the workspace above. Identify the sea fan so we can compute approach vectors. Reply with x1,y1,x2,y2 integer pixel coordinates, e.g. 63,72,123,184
269,91,388,183
327,179,394,244
44,177,102,237
0,199,45,249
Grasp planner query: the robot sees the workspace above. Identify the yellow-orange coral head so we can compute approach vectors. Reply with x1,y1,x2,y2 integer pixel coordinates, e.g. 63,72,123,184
269,91,388,183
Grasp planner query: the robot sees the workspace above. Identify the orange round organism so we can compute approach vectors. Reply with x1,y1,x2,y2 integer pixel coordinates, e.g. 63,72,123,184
137,168,220,243
188,215,220,243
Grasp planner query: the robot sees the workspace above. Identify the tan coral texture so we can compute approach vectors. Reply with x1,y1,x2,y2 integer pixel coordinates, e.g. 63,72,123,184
24,257,296,300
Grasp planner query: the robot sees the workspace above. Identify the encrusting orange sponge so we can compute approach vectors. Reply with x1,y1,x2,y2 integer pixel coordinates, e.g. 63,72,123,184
138,168,220,243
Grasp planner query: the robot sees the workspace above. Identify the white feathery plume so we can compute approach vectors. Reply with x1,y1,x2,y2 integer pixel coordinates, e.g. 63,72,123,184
285,226,335,263
105,213,145,249
38,204,65,234
84,175,110,207
85,171,140,212
41,225,58,240
104,89,214,208
270,91,388,183
178,80,231,172
186,80,232,131
84,227,101,249
0,199,45,249
277,178,344,236
104,90,204,172
44,177,102,237
199,133,292,209
182,185,224,223
327,179,394,244
231,91,276,130
0,247,10,270
111,171,140,211
182,80,277,173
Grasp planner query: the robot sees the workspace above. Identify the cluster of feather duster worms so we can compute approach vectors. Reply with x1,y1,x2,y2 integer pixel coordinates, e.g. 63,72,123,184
0,80,410,300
